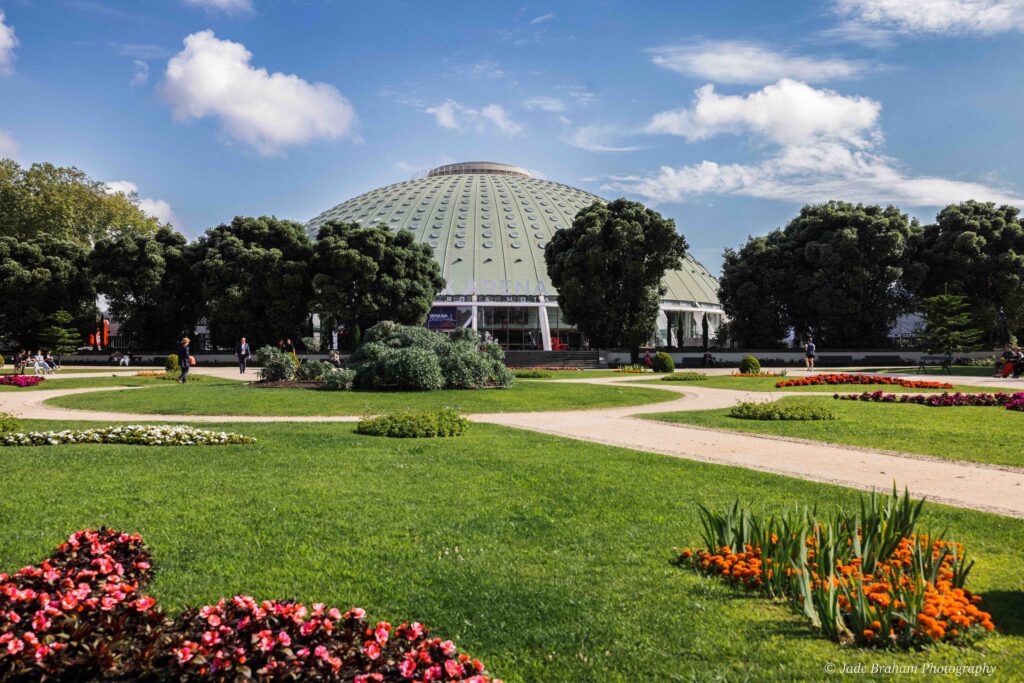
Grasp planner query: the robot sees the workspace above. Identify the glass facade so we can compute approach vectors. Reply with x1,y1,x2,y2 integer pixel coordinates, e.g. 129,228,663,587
477,306,542,350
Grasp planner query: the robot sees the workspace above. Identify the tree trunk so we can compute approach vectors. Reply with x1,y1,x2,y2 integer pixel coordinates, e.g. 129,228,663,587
630,346,640,364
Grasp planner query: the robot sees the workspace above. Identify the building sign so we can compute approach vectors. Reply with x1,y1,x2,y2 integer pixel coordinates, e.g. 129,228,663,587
426,309,458,330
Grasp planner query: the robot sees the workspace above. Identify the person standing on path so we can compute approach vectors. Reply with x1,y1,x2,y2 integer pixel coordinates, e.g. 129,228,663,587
236,337,251,374
177,337,191,384
804,336,817,371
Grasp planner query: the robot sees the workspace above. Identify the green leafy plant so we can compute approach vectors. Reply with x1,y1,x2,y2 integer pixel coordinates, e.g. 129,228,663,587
0,412,22,434
256,345,296,382
738,355,761,375
355,407,469,438
661,371,707,381
294,360,331,381
164,354,180,375
300,336,319,353
513,369,553,379
322,368,355,391
651,351,675,373
729,400,837,421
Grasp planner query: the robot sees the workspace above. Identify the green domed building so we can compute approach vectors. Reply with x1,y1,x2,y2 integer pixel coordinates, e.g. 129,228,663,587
306,162,723,350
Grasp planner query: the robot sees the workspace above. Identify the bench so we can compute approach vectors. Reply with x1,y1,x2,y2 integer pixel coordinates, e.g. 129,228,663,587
918,355,952,374
816,355,854,367
678,357,705,368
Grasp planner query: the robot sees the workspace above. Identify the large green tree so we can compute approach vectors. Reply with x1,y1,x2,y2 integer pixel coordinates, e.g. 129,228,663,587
911,201,1024,344
91,227,199,348
0,234,96,347
38,310,82,360
545,199,687,362
310,221,445,334
719,233,790,348
191,216,314,348
920,293,983,357
0,160,160,246
719,202,919,348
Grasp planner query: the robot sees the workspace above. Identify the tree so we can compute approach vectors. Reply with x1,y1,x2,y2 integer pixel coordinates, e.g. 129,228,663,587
719,202,920,348
311,222,445,336
0,234,96,347
191,216,314,348
718,233,790,348
91,227,199,348
0,160,161,246
911,201,1024,345
38,310,81,360
545,199,687,363
920,294,983,358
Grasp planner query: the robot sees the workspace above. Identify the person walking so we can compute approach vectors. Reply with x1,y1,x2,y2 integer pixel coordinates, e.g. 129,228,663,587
236,336,251,374
804,336,817,371
177,337,191,384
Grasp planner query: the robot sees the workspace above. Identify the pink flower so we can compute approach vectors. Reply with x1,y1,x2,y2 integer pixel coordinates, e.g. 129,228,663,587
276,630,291,647
133,595,157,612
440,639,456,655
399,657,418,678
174,646,194,663
345,607,365,619
364,641,381,660
328,607,342,620
445,659,466,678
405,621,424,640
423,664,444,681
8,637,25,654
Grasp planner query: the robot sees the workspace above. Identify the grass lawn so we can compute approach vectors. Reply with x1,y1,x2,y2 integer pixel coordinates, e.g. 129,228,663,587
862,365,1006,378
46,379,676,415
1,367,120,375
633,374,998,393
642,396,1024,468
0,375,213,392
512,369,634,379
0,419,1020,681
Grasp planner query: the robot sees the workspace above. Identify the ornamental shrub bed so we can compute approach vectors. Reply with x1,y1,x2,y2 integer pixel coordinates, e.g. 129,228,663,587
507,366,583,371
356,408,469,438
661,372,707,382
1,425,256,447
257,346,300,383
0,375,44,388
777,373,953,390
650,352,675,373
835,390,1024,412
512,369,553,379
738,355,761,375
350,322,513,391
0,528,501,682
674,489,994,649
0,412,22,433
731,371,787,378
615,364,648,373
295,360,333,382
323,368,356,391
729,400,837,421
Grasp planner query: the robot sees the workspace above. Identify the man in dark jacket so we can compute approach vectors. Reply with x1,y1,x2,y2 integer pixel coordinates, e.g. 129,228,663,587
236,337,251,374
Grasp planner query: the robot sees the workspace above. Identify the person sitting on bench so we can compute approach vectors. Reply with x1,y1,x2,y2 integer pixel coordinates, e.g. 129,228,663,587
996,344,1020,378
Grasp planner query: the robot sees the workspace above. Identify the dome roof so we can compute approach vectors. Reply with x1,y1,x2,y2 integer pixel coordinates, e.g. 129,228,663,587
305,162,720,307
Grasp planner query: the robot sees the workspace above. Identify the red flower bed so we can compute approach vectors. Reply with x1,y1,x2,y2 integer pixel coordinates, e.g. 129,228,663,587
508,366,583,371
776,373,953,390
1,529,501,682
0,375,44,388
835,390,1024,410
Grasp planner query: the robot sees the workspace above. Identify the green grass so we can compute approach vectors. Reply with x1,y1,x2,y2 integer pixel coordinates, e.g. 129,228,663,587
1,367,121,375
863,365,1006,378
643,396,1024,468
0,419,1020,681
46,379,676,415
510,369,635,379
0,375,213,392
633,374,997,393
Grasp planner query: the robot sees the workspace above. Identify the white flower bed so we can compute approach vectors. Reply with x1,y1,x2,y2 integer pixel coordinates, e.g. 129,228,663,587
1,425,256,447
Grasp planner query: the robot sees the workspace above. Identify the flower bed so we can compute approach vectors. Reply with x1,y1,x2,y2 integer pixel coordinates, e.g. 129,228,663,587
674,489,994,649
835,390,1024,411
731,372,786,377
507,366,583,371
0,528,502,682
1,425,256,447
776,373,953,390
0,375,44,388
134,371,166,377
729,400,836,421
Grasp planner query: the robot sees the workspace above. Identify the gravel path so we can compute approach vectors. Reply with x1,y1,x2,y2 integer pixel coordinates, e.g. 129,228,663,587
3,368,1022,518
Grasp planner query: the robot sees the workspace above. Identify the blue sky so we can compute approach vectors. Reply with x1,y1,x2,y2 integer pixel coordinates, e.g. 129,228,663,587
1,0,1023,272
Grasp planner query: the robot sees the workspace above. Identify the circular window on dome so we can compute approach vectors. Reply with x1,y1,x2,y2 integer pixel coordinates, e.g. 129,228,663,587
482,231,493,238
482,241,493,248
433,222,443,228
511,241,522,249
509,231,520,238
506,222,517,228
534,232,544,239
430,232,440,239
455,240,466,248
482,221,492,228
457,221,467,228
456,231,466,238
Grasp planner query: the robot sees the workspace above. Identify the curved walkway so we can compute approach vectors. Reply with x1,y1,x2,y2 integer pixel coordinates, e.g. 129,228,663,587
2,368,1023,518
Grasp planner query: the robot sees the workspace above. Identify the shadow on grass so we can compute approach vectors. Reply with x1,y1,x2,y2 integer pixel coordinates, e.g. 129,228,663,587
982,591,1024,636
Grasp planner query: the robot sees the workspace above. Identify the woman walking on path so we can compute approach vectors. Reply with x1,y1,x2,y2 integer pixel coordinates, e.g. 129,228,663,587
804,336,817,371
177,337,191,384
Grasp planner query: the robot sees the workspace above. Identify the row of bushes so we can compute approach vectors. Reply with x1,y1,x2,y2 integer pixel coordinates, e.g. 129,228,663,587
729,400,837,421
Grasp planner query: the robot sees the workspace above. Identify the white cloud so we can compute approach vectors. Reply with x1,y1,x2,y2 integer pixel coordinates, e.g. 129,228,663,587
161,30,356,155
183,0,254,13
646,79,881,147
565,125,643,153
557,84,596,107
649,41,869,84
530,13,555,24
0,129,17,158
816,20,897,48
106,181,182,227
422,99,523,135
130,60,150,87
0,10,18,76
612,79,1021,208
522,96,566,112
836,0,1024,33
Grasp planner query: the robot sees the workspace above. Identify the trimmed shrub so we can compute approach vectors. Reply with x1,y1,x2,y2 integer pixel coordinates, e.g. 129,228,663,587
294,359,331,381
513,369,553,379
300,335,319,353
256,345,296,382
729,400,836,421
651,351,675,373
349,321,514,391
322,367,355,391
356,407,469,438
0,412,22,433
738,354,761,375
661,371,707,382
0,354,5,367
165,354,180,375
